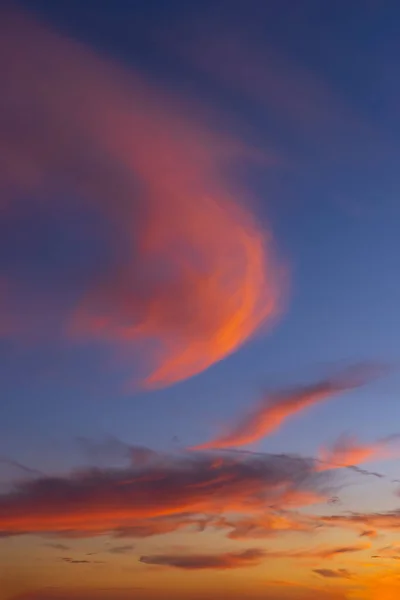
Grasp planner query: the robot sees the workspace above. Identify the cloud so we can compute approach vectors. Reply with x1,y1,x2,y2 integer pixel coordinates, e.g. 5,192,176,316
360,530,378,538
139,548,265,570
107,544,134,554
138,542,369,571
263,543,369,560
214,510,316,539
0,449,329,537
371,544,400,559
62,558,91,565
111,513,210,538
171,17,390,178
0,6,283,388
45,543,70,551
321,510,400,533
193,364,383,449
317,433,400,470
313,568,353,579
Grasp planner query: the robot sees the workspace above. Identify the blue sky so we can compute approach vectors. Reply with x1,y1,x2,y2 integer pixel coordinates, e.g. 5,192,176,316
1,2,400,599
2,0,399,468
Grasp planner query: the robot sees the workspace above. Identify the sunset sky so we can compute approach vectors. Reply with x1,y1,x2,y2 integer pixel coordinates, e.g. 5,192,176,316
1,1,400,599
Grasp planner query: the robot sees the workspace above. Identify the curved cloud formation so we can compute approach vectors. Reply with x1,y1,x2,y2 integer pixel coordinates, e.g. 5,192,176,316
193,364,384,449
0,7,282,387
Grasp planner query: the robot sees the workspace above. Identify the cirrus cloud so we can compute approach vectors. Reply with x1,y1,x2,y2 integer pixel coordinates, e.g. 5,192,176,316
193,364,384,449
317,433,400,470
0,6,283,388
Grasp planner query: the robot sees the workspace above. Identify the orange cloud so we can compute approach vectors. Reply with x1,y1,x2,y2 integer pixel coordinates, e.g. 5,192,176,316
0,450,328,537
54,513,212,539
140,547,266,570
320,510,400,535
0,7,283,388
215,510,315,539
372,544,400,560
193,364,383,449
318,434,400,470
360,530,378,539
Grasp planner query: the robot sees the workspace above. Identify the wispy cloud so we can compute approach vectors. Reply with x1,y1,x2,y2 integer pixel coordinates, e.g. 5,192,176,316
321,510,400,533
0,6,283,388
371,544,400,559
214,510,315,539
170,15,391,182
44,543,70,551
263,543,369,560
61,558,93,565
317,433,400,470
313,568,353,579
107,545,135,555
193,364,384,449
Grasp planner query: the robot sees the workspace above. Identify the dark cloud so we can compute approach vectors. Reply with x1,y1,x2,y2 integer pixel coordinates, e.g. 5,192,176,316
61,557,105,565
140,548,266,570
0,449,331,537
108,545,134,555
262,543,369,560
139,543,366,572
62,558,91,565
45,543,70,551
140,543,368,570
313,568,353,579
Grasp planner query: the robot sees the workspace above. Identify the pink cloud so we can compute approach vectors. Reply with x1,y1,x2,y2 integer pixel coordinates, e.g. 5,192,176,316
193,364,383,449
318,433,400,470
0,7,284,388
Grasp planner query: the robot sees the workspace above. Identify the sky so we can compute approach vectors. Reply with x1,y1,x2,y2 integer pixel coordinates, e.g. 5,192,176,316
1,1,400,599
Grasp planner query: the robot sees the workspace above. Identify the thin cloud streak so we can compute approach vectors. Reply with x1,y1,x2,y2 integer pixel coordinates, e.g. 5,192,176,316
170,17,391,177
193,364,384,449
262,543,370,560
322,509,400,533
140,548,266,570
313,568,353,579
